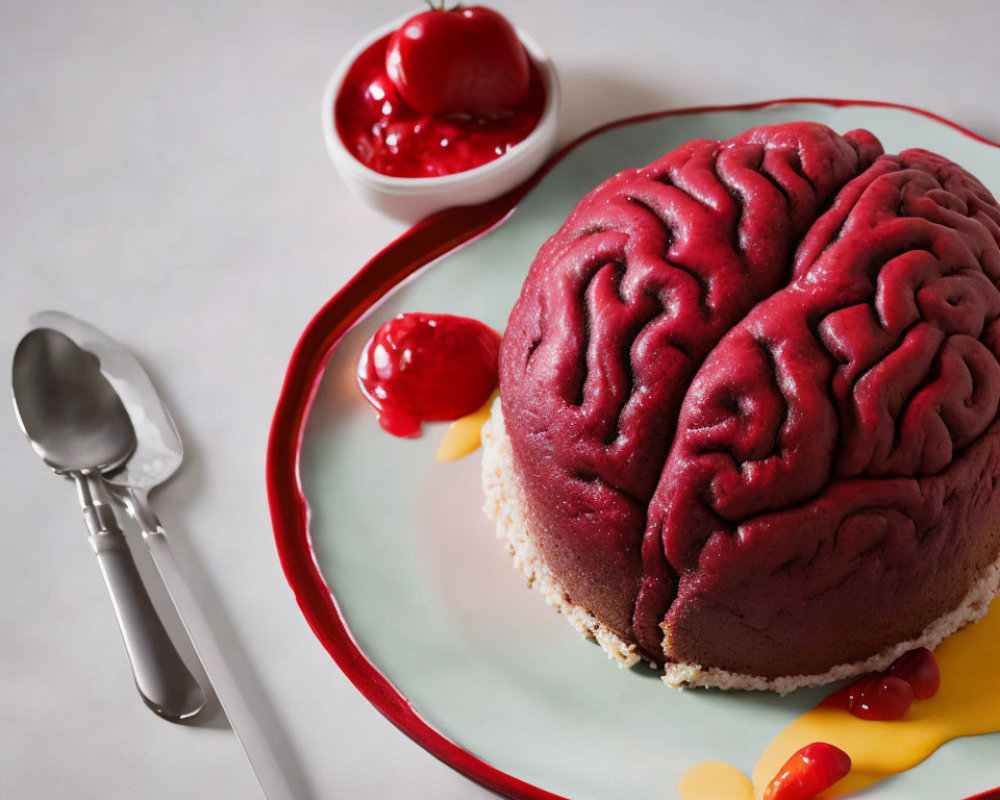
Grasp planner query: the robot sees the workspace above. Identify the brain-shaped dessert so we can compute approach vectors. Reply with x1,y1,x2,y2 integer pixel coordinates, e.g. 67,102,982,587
483,121,1000,690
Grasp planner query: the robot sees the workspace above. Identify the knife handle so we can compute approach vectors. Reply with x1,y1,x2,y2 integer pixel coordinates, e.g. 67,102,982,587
122,485,295,800
76,474,207,722
143,529,296,800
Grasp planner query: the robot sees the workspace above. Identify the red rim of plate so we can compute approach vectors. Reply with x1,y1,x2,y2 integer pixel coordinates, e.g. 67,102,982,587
266,97,1000,800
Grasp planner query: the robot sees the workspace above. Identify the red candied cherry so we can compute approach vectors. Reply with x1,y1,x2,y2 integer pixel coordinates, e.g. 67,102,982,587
819,647,939,718
848,675,914,721
764,742,851,800
357,312,501,438
385,4,530,117
888,647,940,700
818,675,871,711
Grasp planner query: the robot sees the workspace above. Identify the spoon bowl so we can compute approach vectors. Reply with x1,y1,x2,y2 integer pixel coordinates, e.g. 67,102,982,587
13,328,136,474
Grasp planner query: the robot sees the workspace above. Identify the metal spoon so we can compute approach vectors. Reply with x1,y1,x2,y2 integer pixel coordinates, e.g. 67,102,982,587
12,327,206,721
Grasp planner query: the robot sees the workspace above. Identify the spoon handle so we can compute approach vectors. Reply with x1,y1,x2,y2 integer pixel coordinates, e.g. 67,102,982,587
75,474,207,722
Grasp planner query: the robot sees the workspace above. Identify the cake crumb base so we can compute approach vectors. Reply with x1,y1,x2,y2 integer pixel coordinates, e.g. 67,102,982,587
661,556,1000,694
481,399,640,668
482,398,1000,693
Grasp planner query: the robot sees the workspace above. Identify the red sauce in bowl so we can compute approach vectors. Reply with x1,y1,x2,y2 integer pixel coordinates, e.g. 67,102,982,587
334,35,546,178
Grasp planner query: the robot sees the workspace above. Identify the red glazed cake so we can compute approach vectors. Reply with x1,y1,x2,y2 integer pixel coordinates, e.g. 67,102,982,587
482,121,1000,691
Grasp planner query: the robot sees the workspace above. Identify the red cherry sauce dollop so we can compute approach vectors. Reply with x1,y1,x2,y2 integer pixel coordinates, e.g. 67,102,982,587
334,35,546,178
820,647,940,721
357,312,501,437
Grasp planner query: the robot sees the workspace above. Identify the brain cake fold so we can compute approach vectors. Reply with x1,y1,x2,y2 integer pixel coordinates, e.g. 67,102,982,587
484,121,1000,689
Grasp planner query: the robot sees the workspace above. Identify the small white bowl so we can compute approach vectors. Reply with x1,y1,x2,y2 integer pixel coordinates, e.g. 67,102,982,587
322,13,560,223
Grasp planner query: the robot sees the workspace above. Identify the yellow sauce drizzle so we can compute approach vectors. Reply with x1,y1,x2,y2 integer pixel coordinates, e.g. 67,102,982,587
677,760,754,800
435,392,497,462
678,594,1000,799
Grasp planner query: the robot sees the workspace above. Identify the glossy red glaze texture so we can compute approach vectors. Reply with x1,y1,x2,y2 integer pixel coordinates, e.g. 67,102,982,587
385,6,530,117
335,34,545,178
499,120,1000,676
357,312,500,437
763,742,852,800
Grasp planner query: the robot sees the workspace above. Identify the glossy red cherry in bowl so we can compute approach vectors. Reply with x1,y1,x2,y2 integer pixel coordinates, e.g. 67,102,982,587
385,4,531,117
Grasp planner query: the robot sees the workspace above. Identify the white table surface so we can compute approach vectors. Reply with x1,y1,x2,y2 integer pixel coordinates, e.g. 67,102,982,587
3,2,999,798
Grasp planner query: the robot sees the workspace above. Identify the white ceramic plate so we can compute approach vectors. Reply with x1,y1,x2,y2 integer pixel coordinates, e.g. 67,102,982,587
269,100,1000,800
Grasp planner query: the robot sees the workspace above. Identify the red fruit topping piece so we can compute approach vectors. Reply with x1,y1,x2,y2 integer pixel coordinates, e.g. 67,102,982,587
385,5,530,117
764,742,851,800
819,646,939,718
888,647,940,700
335,34,545,178
848,675,914,721
357,312,501,437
